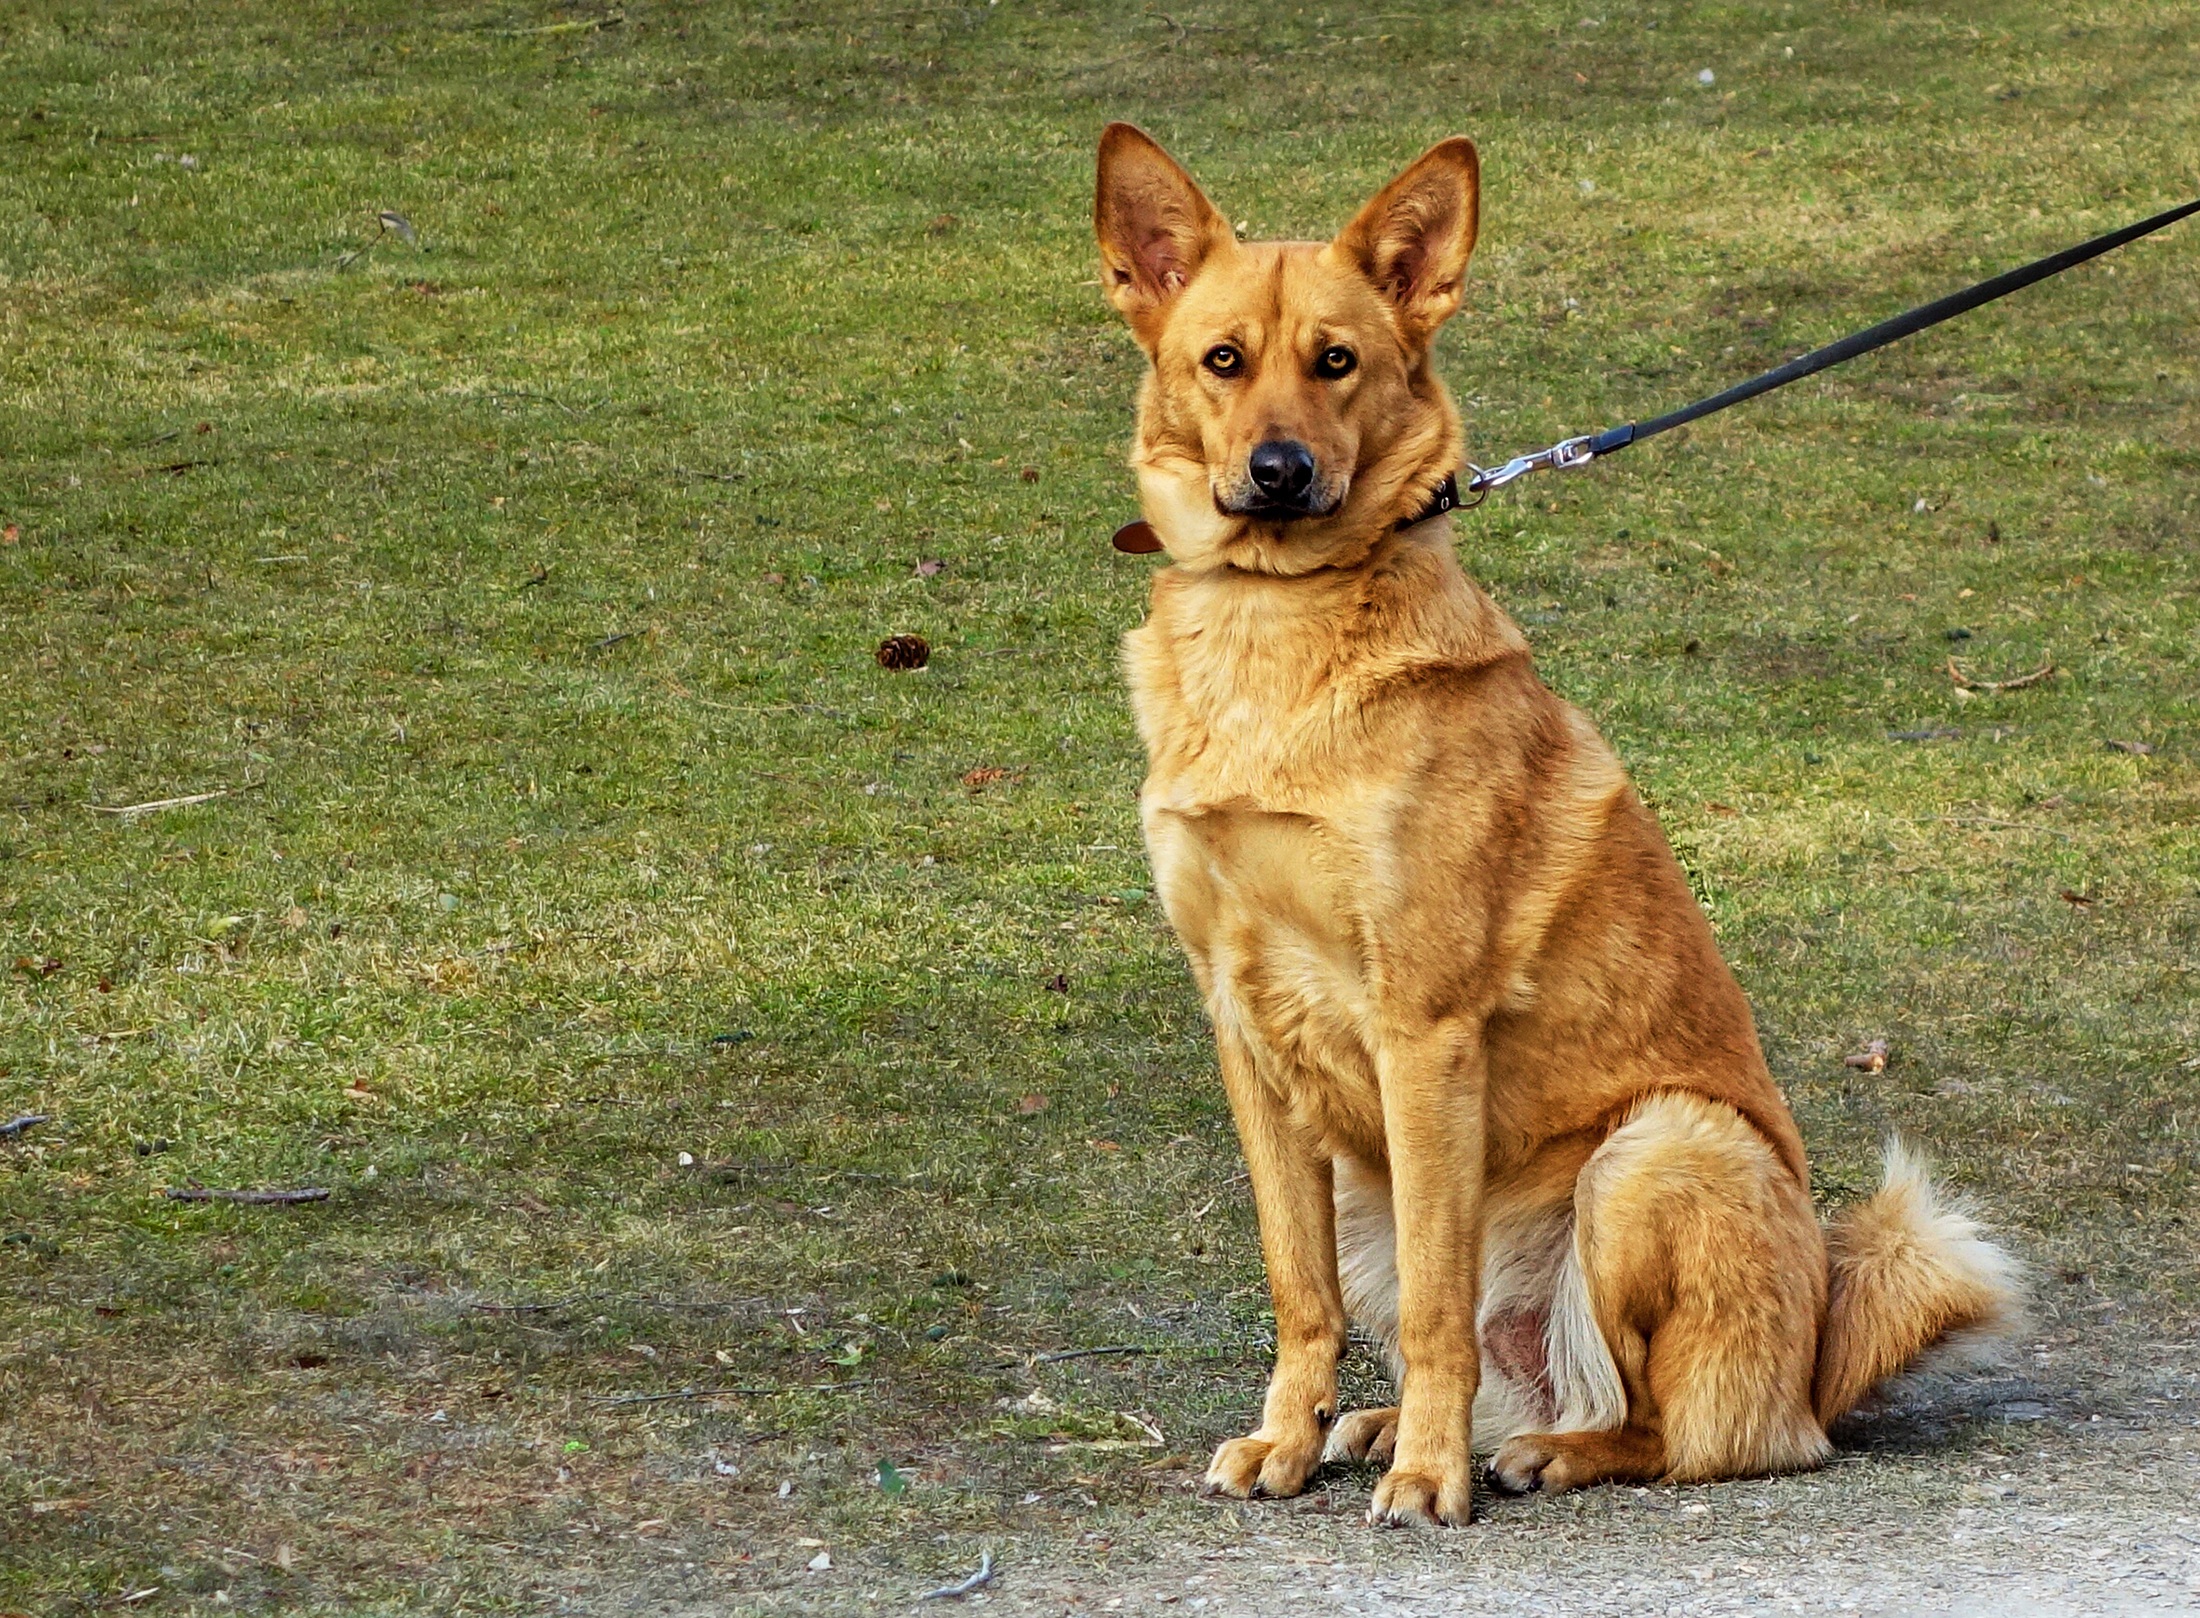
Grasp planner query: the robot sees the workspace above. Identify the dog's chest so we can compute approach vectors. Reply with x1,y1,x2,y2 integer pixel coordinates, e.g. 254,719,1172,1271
1146,800,1384,1135
1124,588,1418,1143
1136,727,1391,1144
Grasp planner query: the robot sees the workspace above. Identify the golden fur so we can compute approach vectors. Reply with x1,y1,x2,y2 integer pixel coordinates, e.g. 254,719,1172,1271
1092,123,2021,1527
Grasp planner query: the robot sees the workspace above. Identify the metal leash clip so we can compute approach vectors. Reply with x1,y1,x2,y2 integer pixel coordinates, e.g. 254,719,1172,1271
1462,434,1599,504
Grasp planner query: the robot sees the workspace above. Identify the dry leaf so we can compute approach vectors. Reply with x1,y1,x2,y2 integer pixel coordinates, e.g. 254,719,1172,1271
1016,1093,1048,1115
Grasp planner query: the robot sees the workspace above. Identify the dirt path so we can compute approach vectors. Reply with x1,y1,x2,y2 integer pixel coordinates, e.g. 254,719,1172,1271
658,1330,2200,1617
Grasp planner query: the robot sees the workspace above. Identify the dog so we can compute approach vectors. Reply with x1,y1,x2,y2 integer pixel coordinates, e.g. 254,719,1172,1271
1091,123,2020,1528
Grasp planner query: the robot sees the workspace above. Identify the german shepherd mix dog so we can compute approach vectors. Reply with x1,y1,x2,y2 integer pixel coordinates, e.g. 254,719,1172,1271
1092,124,2020,1528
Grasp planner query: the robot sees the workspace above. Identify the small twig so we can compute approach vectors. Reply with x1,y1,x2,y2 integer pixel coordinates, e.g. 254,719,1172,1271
1948,655,2056,693
336,209,418,271
702,1159,930,1189
495,9,624,36
163,1186,330,1206
689,699,848,718
0,1114,50,1140
589,631,636,651
1935,814,2071,840
1842,1039,1889,1074
466,1296,583,1314
673,466,745,484
86,788,231,817
129,428,182,447
1031,1345,1157,1365
515,564,550,591
919,1551,996,1601
591,1377,877,1408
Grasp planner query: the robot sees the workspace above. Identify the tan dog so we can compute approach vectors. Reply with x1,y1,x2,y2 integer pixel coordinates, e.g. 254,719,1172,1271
1092,123,2020,1528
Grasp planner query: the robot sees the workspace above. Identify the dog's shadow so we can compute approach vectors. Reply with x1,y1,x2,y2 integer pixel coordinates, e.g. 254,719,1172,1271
1827,1372,2065,1457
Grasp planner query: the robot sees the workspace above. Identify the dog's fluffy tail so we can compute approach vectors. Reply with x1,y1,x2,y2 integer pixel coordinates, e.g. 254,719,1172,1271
1813,1139,2023,1427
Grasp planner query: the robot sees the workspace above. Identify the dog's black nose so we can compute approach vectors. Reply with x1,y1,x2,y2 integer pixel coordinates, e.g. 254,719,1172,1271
1247,439,1317,505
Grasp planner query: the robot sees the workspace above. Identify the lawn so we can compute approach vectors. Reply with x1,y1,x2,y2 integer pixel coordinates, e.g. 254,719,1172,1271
3,1,2197,1613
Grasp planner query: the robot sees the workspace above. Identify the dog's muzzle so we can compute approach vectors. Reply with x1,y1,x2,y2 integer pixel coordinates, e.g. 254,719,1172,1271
1215,438,1346,520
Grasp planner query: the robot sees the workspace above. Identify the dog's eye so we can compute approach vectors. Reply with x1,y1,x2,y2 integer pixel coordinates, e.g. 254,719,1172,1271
1203,344,1242,376
1315,345,1357,379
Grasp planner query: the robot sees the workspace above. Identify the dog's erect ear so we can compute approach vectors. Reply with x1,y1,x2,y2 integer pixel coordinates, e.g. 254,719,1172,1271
1334,138,1480,344
1094,122,1232,346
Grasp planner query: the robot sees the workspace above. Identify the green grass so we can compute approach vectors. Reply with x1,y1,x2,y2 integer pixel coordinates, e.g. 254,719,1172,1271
3,0,2197,1611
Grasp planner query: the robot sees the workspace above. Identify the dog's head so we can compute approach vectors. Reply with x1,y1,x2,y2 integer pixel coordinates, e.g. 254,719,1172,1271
1095,123,1478,573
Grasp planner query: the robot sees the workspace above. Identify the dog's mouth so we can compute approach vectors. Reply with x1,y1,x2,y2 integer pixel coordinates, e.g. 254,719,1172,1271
1212,481,1348,524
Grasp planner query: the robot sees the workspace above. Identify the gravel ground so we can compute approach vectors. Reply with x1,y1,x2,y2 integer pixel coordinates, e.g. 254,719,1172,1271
652,1324,2200,1618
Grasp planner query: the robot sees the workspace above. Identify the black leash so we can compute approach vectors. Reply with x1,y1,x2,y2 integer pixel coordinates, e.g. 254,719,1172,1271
1110,195,2197,553
1454,193,2200,505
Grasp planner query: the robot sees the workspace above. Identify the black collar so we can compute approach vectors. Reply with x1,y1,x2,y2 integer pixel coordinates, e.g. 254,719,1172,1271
1400,473,1460,529
1111,472,1463,556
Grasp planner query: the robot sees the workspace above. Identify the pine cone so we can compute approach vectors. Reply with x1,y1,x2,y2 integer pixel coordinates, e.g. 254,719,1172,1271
875,633,930,671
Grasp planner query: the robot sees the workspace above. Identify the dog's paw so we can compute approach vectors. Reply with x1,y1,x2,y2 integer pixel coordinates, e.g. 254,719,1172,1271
1489,1434,1583,1496
1200,1432,1321,1501
1486,1435,1551,1495
1323,1406,1399,1467
1367,1463,1472,1528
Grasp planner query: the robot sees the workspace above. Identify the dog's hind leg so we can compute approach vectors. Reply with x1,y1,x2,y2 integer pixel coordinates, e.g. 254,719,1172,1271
1486,1426,1667,1493
1490,1092,1832,1495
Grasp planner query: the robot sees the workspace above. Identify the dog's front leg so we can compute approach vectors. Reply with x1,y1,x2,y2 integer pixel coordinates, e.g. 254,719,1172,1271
1367,1024,1485,1528
1201,1027,1344,1502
